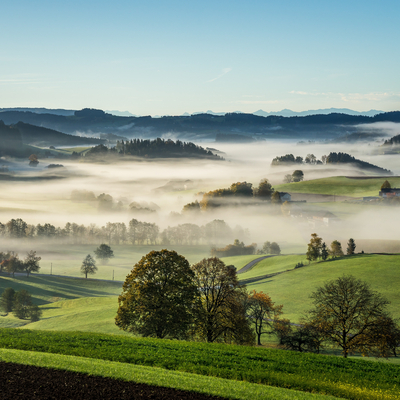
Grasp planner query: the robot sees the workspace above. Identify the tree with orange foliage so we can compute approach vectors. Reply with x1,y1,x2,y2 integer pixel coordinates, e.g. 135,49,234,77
246,290,283,345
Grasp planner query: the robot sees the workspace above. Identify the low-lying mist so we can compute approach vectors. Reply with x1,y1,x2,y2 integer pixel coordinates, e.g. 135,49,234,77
1,138,399,256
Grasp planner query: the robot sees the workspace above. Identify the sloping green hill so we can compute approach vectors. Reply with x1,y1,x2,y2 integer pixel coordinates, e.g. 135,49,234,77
275,176,400,198
240,254,400,322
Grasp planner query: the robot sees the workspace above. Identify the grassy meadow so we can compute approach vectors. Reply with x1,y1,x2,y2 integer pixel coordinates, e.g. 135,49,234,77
275,176,400,198
0,348,341,400
240,253,400,322
8,243,213,281
0,329,399,400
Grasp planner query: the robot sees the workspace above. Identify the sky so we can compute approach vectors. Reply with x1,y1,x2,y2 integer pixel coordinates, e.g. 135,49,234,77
1,0,400,116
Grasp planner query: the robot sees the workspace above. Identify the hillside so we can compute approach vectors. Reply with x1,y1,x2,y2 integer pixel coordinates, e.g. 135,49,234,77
275,176,400,197
238,253,400,322
13,121,105,147
1,108,400,140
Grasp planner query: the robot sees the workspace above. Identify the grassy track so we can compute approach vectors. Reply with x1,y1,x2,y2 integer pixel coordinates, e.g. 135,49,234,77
238,254,307,280
242,254,400,321
275,176,400,198
0,349,340,400
0,329,398,400
220,255,266,271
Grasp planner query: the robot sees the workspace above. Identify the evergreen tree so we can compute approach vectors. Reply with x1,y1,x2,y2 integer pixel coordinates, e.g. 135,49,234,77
347,238,356,255
381,180,391,189
0,287,15,313
321,242,329,260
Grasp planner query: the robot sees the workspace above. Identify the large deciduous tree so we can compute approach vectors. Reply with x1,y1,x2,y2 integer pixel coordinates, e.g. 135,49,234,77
306,233,322,262
23,250,41,277
307,275,398,358
80,254,97,279
94,244,114,264
330,240,344,258
254,178,274,200
115,250,198,339
292,170,304,182
191,257,254,344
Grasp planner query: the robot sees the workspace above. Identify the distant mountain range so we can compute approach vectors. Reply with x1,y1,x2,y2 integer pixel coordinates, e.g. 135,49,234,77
1,107,399,142
0,107,383,118
185,108,383,117
252,108,383,118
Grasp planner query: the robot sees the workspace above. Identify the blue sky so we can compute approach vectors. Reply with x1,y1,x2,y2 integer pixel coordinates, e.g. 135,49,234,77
1,0,399,115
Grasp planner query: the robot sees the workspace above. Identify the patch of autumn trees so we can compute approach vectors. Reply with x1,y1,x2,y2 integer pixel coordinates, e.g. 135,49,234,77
116,250,282,346
0,251,41,277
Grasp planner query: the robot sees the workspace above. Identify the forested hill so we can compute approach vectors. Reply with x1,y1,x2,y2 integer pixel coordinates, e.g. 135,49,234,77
1,108,399,139
0,121,23,155
326,152,392,174
12,122,105,147
86,139,223,160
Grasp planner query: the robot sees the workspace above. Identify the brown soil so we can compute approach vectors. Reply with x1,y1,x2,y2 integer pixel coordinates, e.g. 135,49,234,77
0,361,225,400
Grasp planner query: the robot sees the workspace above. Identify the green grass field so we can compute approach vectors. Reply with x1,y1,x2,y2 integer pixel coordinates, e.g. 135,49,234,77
241,254,400,322
0,329,399,400
0,349,340,400
275,176,400,198
220,254,265,271
9,243,212,281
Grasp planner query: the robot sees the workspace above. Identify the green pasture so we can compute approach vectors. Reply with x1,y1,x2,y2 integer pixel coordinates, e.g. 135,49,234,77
275,176,400,198
242,254,400,322
0,329,399,400
0,273,123,330
220,254,264,271
238,254,307,280
10,243,212,281
0,349,340,400
27,297,128,335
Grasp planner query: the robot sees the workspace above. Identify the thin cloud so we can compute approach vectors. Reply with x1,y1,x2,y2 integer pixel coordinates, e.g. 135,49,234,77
234,100,279,105
207,68,232,83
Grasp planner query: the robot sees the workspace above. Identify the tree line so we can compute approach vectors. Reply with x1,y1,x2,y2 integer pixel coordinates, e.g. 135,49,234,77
0,218,247,246
116,250,400,357
306,233,356,262
272,152,392,175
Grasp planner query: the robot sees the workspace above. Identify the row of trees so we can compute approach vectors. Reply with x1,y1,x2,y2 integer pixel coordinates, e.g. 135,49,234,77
272,153,325,166
115,250,400,357
0,218,245,247
306,234,356,262
0,288,42,321
0,251,41,277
